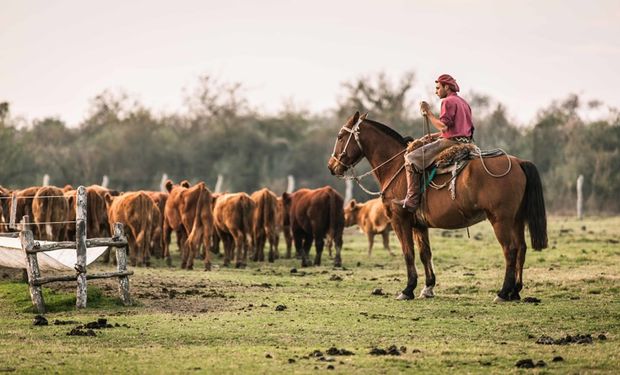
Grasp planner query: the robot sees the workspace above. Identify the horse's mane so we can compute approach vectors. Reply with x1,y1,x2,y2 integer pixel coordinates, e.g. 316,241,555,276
363,118,409,147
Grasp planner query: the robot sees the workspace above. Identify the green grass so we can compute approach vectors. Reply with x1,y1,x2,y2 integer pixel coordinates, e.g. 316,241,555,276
1,216,619,374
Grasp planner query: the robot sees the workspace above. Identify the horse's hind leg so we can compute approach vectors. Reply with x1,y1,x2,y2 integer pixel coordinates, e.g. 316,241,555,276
491,219,519,302
414,227,436,298
512,221,527,300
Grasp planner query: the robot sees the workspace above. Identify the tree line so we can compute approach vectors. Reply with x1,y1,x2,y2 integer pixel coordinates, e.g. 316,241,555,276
1,72,618,214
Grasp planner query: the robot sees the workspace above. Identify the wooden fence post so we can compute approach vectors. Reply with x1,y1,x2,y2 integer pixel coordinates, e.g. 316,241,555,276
287,175,295,193
75,186,88,309
344,179,353,205
9,192,17,230
577,174,584,220
113,223,131,305
20,227,46,313
214,174,223,193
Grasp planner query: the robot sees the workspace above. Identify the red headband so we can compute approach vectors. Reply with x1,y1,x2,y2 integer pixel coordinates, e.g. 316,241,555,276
436,74,460,92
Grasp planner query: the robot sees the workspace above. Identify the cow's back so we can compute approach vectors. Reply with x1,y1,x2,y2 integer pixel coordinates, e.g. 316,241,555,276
214,193,255,235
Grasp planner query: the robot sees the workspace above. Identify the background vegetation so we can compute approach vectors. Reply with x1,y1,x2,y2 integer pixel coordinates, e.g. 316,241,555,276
1,71,619,213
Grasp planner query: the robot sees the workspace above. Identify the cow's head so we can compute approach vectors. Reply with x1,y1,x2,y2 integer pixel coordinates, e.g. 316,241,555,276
343,199,360,227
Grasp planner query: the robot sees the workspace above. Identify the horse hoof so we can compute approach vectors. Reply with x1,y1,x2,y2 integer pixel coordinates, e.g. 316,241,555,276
493,295,508,303
419,287,435,299
396,293,414,301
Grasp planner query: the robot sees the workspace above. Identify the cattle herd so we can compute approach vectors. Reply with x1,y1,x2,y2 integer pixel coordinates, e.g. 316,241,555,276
0,181,393,270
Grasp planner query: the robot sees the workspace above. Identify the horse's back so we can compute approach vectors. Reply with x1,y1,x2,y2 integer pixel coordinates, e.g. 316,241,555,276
423,156,526,228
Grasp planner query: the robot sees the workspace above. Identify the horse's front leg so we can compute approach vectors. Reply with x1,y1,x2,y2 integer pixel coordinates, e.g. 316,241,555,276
391,213,417,300
414,227,436,298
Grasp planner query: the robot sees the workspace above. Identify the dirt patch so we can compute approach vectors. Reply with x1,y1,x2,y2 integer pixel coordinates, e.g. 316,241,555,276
33,315,48,326
515,359,546,368
93,274,242,314
369,345,404,356
536,333,594,345
522,297,541,303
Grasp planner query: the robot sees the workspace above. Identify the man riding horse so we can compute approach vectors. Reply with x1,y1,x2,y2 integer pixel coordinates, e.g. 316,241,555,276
393,74,474,212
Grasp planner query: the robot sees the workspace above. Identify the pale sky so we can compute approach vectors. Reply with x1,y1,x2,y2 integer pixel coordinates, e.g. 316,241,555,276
1,0,619,127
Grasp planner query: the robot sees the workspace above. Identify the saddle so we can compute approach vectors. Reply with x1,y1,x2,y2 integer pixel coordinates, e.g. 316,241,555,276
406,138,507,198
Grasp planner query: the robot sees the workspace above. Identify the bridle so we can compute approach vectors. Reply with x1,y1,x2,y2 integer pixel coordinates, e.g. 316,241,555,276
330,116,364,170
330,117,406,196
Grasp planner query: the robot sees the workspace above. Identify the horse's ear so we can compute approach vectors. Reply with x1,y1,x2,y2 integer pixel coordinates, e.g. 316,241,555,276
360,112,368,121
352,111,360,123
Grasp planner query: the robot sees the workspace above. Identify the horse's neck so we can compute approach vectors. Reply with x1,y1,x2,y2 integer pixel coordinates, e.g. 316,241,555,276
360,127,406,187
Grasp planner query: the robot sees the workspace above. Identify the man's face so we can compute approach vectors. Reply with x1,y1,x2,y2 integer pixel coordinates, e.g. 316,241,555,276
435,83,449,99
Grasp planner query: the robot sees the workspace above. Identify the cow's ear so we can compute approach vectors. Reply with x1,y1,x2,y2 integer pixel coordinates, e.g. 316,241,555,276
165,179,174,193
180,180,191,188
282,192,290,203
63,184,73,192
104,192,113,206
348,199,356,209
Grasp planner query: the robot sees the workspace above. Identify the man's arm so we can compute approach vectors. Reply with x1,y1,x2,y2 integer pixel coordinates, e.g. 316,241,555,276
420,101,447,132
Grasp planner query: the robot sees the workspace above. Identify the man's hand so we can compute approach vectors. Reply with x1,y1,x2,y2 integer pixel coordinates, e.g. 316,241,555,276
420,101,431,116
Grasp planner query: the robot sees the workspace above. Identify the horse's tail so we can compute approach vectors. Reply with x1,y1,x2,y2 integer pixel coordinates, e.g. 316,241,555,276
520,161,548,250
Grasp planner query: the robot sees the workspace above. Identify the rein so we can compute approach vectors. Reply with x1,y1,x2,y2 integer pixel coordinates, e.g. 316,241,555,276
331,118,406,197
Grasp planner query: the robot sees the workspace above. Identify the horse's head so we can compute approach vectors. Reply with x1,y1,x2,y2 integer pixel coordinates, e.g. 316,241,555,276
327,111,367,177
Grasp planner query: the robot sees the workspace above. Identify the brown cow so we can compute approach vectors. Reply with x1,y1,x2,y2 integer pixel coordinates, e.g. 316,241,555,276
62,185,113,244
32,186,69,241
213,193,254,268
8,186,40,236
282,186,344,267
106,191,154,267
145,191,168,259
344,198,394,257
0,186,12,232
276,197,293,259
250,188,278,262
63,189,77,241
163,180,213,270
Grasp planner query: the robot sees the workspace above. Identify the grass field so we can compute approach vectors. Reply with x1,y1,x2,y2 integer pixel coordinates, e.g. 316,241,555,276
1,216,619,374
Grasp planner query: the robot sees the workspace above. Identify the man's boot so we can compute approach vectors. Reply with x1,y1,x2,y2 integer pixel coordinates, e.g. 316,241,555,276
392,165,421,213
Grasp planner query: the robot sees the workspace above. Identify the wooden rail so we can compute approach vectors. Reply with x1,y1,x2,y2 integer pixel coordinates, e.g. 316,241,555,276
20,186,133,313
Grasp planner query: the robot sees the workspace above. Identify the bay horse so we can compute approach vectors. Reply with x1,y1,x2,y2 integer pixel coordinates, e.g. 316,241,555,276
327,112,547,302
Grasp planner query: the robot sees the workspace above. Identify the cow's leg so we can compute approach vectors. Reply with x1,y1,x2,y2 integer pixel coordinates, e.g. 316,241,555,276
253,231,265,262
233,230,246,268
202,227,212,271
221,232,233,267
127,233,138,267
294,228,310,267
391,213,417,300
285,227,293,259
162,221,173,266
367,232,375,257
333,231,343,267
382,230,394,256
314,236,324,266
135,226,149,267
268,230,276,263
414,227,436,298
178,230,189,269
258,231,266,262
303,232,313,267
210,233,221,255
